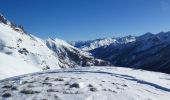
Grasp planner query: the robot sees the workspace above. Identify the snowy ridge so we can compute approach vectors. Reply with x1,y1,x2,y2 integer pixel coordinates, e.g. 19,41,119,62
0,14,110,80
47,38,92,57
0,22,61,69
0,66,170,100
70,35,136,51
46,38,110,68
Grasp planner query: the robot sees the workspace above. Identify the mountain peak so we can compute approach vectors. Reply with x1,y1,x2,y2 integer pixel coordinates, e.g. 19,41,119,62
144,32,153,36
138,32,154,40
46,38,73,48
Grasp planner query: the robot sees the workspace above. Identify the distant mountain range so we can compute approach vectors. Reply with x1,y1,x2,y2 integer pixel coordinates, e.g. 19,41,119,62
70,35,136,51
72,32,170,74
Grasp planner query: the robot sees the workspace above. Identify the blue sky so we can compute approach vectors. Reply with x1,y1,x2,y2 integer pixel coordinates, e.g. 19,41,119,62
0,0,170,41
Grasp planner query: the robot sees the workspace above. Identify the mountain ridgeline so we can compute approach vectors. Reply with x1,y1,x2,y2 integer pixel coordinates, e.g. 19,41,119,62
72,32,170,74
0,14,111,79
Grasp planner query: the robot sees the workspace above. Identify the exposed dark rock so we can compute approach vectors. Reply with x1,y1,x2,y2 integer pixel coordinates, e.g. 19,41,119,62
54,78,64,81
88,84,93,87
43,82,52,86
2,85,17,91
2,85,12,89
89,87,97,92
47,89,59,92
44,77,50,81
0,14,7,24
69,83,80,88
2,93,11,98
20,89,40,94
18,48,29,55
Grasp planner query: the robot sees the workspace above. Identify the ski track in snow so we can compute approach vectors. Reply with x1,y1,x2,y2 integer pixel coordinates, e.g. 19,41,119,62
0,66,170,100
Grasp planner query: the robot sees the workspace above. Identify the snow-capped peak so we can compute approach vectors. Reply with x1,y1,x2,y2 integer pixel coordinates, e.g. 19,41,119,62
54,38,75,48
70,35,136,51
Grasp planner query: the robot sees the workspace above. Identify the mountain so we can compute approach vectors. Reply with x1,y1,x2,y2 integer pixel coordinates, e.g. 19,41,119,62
0,66,170,100
70,36,136,51
90,32,170,74
0,14,110,79
46,38,110,68
69,38,117,51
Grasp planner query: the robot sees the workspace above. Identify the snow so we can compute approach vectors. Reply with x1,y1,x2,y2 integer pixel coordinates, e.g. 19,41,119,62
0,22,62,73
71,36,136,51
70,38,117,51
0,66,170,100
0,19,107,80
0,22,68,79
54,38,74,48
0,52,40,80
46,38,95,58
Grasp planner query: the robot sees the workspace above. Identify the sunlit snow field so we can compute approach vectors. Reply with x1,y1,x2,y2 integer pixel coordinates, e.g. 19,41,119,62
0,66,170,100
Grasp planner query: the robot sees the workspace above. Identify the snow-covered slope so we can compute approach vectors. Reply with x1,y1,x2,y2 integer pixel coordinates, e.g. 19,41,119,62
70,35,136,51
0,52,40,80
46,38,110,68
0,14,110,80
0,66,170,100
